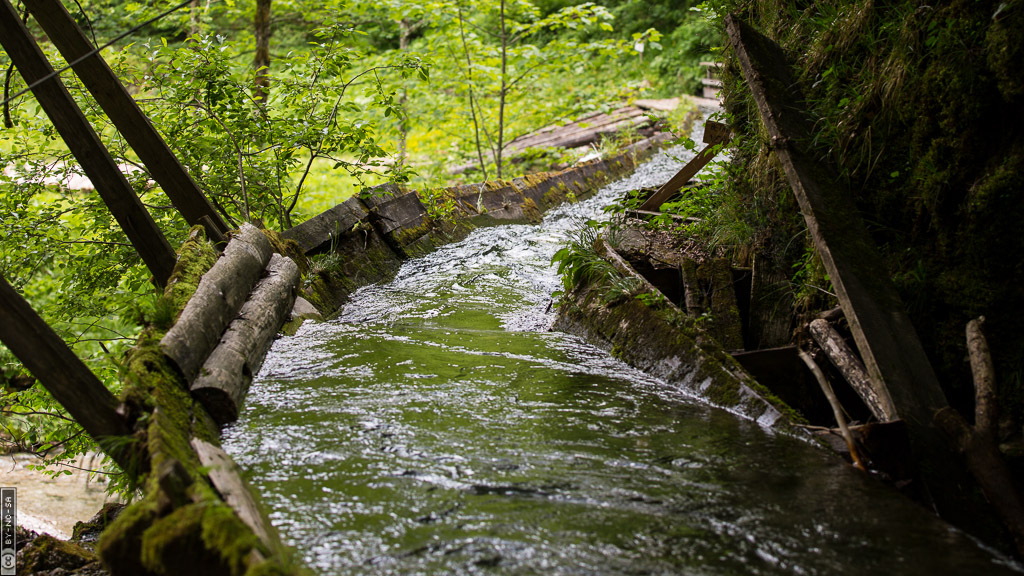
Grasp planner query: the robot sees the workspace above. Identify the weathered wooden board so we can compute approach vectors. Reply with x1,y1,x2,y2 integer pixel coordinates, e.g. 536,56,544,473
0,0,176,285
24,0,230,242
637,121,730,212
0,274,131,468
281,196,369,254
505,106,649,152
191,438,275,547
191,254,300,426
726,14,989,533
160,224,273,383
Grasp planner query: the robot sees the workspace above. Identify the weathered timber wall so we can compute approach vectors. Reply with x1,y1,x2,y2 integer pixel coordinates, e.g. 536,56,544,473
289,134,673,317
552,240,805,432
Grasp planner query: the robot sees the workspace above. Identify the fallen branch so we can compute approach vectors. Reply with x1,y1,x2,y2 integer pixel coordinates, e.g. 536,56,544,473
934,317,1024,558
799,349,865,470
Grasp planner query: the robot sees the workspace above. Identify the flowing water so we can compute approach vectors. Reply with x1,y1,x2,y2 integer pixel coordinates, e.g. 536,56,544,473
223,136,1019,575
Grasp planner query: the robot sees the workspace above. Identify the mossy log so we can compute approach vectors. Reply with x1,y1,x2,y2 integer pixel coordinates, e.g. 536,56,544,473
161,223,273,383
809,318,897,422
191,254,300,426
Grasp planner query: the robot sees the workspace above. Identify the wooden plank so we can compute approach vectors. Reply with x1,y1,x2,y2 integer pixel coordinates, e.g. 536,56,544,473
23,0,230,243
0,0,176,285
725,14,986,529
595,238,687,317
0,274,132,469
191,438,275,547
637,120,730,213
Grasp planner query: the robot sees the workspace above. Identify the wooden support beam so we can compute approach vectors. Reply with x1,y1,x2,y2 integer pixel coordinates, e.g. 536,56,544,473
637,120,730,212
22,0,230,244
0,274,132,469
191,438,276,548
0,0,176,285
725,13,996,537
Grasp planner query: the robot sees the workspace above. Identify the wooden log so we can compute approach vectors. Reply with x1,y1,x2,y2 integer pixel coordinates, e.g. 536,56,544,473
809,318,897,422
637,121,730,213
23,0,230,242
160,224,273,383
191,254,300,426
0,274,132,469
727,14,1002,540
967,317,997,437
0,0,176,286
799,349,865,470
191,438,275,549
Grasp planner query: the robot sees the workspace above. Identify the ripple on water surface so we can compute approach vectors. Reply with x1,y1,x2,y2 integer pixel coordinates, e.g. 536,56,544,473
223,144,1019,575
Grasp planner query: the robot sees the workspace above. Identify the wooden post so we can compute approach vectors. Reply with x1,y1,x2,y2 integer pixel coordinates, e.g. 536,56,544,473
726,13,999,539
637,120,730,212
0,274,132,469
22,0,230,244
0,0,176,286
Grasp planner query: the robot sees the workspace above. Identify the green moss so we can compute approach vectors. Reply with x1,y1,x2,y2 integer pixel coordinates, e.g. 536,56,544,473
20,534,97,573
260,229,309,277
97,499,159,574
164,226,218,318
521,197,541,222
200,504,265,574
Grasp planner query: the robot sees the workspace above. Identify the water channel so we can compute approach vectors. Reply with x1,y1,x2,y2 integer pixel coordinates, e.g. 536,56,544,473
222,137,1020,574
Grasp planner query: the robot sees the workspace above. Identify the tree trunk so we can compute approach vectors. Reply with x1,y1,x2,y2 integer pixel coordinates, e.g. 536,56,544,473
190,253,300,426
496,0,507,179
160,224,273,383
253,0,272,103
